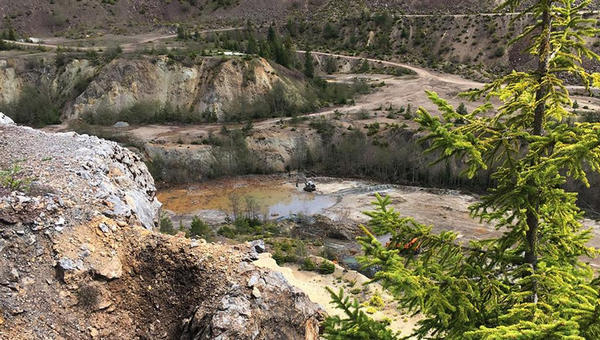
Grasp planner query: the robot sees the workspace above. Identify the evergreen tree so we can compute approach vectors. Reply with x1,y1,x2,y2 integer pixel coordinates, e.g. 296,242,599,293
326,1,600,339
304,50,314,78
159,214,176,235
325,57,337,74
456,102,468,115
323,22,338,40
272,40,289,67
267,24,277,44
258,40,272,59
359,58,370,72
246,34,258,55
7,27,16,41
189,216,212,241
286,18,298,37
176,25,187,40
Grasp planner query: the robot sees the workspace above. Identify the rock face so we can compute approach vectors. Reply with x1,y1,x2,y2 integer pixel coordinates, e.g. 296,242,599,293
0,60,22,105
144,128,322,182
0,125,322,339
0,55,308,122
63,55,306,122
67,57,308,123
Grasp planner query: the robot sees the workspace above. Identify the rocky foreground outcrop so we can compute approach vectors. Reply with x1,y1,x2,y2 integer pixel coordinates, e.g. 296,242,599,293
0,125,322,339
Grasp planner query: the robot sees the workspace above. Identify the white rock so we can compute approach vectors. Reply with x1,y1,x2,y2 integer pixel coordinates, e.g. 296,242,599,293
0,112,14,125
252,287,261,299
247,273,260,287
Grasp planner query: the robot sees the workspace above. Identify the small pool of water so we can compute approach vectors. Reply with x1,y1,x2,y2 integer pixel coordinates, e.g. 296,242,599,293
157,176,338,219
267,194,337,217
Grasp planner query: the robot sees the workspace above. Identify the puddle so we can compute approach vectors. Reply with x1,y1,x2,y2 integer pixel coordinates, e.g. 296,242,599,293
157,176,338,219
267,194,337,218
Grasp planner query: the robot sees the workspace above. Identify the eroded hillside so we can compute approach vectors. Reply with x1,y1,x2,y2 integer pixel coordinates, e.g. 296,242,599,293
0,54,311,124
0,121,322,339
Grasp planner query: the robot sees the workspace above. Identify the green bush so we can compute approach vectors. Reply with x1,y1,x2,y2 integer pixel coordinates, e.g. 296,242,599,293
365,122,380,136
325,57,338,74
582,110,600,123
368,292,385,308
493,46,505,58
301,257,317,271
217,225,236,238
272,249,297,265
309,117,336,141
83,101,202,125
271,239,307,265
1,85,61,127
318,260,335,274
188,216,213,241
159,214,176,235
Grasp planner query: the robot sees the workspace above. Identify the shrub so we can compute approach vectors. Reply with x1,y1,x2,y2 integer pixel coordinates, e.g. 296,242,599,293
272,249,298,265
217,225,236,238
367,292,385,308
325,57,337,74
582,110,600,123
493,46,505,58
365,122,380,136
271,239,307,265
102,45,122,62
301,257,317,271
457,102,468,115
318,260,335,274
309,117,336,141
83,101,201,125
159,214,176,235
1,85,61,127
188,216,212,240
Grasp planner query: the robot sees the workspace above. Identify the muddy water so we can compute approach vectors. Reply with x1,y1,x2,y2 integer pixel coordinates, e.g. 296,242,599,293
157,176,338,219
158,175,600,271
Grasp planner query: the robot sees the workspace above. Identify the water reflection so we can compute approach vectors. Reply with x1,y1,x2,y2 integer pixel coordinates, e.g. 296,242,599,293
157,178,338,220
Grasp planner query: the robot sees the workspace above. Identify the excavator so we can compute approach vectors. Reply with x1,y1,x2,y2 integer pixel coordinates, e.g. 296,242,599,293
295,173,317,192
303,180,316,192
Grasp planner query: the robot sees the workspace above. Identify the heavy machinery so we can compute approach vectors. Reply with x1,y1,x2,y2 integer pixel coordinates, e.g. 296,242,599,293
295,174,317,192
303,180,316,192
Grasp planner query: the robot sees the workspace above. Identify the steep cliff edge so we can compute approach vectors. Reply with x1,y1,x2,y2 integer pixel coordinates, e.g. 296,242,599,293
0,124,322,339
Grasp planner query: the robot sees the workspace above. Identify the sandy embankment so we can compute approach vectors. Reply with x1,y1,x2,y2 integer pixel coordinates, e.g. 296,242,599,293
254,253,420,336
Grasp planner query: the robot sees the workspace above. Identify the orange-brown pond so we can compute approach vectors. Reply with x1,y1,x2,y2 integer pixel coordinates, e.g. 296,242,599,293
157,176,338,219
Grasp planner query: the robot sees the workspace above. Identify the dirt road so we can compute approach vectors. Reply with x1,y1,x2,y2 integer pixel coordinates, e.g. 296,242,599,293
1,27,244,53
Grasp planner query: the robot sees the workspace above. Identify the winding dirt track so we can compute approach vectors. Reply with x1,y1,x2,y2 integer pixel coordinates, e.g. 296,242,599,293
0,27,243,53
297,50,483,87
